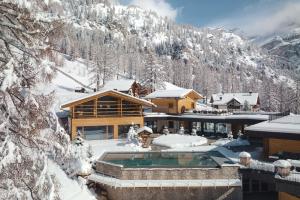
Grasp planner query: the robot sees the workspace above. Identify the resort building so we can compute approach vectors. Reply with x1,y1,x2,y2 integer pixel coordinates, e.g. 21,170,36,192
102,79,149,97
245,115,300,159
144,89,203,114
210,92,260,111
60,89,155,140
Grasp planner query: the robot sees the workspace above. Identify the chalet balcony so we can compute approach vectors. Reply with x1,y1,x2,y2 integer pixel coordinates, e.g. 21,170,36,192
72,96,143,119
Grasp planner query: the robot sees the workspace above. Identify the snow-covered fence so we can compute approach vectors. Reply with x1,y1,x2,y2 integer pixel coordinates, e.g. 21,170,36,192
248,160,275,172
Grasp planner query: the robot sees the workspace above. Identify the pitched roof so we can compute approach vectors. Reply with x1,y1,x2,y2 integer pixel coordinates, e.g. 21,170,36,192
136,126,153,134
211,93,259,106
162,82,183,90
145,89,203,99
60,89,155,108
102,79,135,91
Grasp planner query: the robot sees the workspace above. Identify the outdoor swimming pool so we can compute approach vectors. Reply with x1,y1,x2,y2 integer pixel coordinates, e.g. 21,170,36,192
101,151,231,168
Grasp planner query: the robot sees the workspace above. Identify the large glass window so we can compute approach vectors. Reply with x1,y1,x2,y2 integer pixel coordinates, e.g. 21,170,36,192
144,121,157,133
118,124,140,139
77,126,113,140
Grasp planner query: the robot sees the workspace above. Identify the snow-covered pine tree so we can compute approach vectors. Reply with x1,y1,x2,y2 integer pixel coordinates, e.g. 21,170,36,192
0,2,71,199
90,44,116,90
243,100,250,111
141,48,166,92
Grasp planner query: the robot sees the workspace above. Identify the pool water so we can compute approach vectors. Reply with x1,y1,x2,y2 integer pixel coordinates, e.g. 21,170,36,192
102,151,228,168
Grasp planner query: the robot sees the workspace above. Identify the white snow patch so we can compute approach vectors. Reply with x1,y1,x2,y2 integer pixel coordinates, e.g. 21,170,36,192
152,134,207,148
87,139,149,160
47,159,96,200
212,138,250,147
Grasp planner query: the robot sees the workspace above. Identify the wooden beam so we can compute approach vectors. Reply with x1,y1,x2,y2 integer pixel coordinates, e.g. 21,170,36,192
120,98,123,117
94,99,97,117
113,124,118,139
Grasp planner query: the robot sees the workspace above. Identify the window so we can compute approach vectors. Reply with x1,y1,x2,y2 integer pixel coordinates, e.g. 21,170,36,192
168,121,174,128
168,103,173,109
77,126,113,140
191,102,195,109
118,124,140,139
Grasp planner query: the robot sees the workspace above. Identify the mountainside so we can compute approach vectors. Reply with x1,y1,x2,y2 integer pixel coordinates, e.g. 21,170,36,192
260,28,300,76
41,0,299,112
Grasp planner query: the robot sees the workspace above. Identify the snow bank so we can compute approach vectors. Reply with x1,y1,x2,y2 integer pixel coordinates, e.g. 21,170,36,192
47,159,96,200
212,138,250,147
87,139,149,160
152,134,208,148
249,160,275,172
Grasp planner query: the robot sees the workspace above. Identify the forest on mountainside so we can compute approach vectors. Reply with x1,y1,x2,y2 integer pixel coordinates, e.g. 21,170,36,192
47,0,300,113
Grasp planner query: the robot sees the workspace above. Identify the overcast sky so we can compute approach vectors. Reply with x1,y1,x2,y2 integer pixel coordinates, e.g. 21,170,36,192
120,0,300,37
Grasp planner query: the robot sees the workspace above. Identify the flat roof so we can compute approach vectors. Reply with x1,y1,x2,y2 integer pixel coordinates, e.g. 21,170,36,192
245,115,300,140
144,112,269,124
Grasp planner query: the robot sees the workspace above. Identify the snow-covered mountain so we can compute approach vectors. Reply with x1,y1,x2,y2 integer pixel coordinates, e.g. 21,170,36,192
259,28,300,75
40,0,298,112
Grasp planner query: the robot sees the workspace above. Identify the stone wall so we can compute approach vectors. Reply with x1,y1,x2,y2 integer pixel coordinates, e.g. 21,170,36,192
98,185,242,200
96,161,239,180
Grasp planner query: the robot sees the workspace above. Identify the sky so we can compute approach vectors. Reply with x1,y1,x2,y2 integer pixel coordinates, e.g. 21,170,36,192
120,0,300,37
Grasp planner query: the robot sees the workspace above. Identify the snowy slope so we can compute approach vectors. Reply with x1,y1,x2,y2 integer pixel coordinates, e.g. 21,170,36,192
33,0,298,113
48,159,96,200
51,0,295,85
260,28,300,74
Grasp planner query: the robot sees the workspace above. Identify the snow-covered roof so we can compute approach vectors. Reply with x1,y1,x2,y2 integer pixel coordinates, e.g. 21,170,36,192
60,89,155,108
102,79,135,91
211,93,259,106
144,112,270,121
145,89,202,99
245,115,300,135
136,126,153,134
162,82,183,90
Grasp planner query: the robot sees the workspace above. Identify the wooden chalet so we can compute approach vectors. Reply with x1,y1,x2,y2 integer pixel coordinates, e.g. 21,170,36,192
245,115,300,159
102,79,149,97
144,89,203,114
210,92,260,111
61,90,155,140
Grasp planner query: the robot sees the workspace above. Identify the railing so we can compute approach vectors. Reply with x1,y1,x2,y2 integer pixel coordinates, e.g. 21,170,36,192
269,110,290,121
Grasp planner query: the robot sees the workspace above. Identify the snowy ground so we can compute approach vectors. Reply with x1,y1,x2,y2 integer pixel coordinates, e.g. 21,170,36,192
87,139,149,160
212,138,250,147
152,134,208,148
47,159,96,200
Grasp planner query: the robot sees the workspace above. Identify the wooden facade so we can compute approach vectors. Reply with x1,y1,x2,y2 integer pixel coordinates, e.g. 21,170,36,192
61,90,154,140
278,192,300,200
149,90,202,114
263,138,300,158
